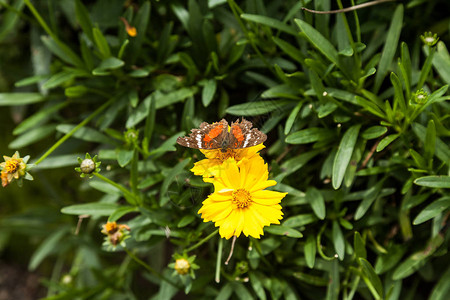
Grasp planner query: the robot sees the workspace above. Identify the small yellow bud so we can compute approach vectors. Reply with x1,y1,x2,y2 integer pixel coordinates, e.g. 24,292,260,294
174,258,190,275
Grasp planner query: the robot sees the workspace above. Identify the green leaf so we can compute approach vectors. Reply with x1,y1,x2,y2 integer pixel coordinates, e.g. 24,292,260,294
375,244,406,274
429,265,450,300
412,123,450,163
332,221,345,260
424,120,436,160
305,187,325,220
376,133,399,152
390,72,406,113
61,203,119,216
0,93,45,106
9,124,56,148
264,225,303,238
373,5,404,92
160,158,190,206
414,176,450,188
358,258,384,299
354,232,367,259
294,19,339,68
361,126,387,140
249,272,267,300
283,214,317,227
226,100,291,116
109,206,138,222
129,1,151,64
93,27,111,58
286,127,335,144
304,235,316,268
273,36,305,64
117,149,134,167
392,234,444,280
29,227,70,271
92,57,125,75
354,181,383,220
56,124,116,145
41,36,85,68
13,103,66,135
431,42,450,86
154,87,198,109
75,0,95,43
201,78,217,107
177,215,196,228
413,197,450,225
241,14,297,35
284,101,302,135
32,153,84,169
332,125,361,189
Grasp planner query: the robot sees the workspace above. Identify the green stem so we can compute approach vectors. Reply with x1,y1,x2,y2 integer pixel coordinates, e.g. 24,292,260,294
185,229,219,252
124,248,180,289
215,237,223,283
34,98,114,165
316,224,337,261
93,173,137,202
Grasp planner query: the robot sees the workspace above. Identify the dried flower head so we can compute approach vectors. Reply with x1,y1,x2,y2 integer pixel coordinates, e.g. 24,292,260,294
120,17,137,37
101,221,131,250
75,153,101,178
0,151,33,187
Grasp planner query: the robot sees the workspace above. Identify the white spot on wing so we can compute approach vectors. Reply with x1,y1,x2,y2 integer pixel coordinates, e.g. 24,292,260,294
243,133,251,148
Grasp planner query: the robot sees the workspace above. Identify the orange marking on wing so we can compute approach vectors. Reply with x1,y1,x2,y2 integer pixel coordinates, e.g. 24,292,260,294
231,125,245,142
204,124,224,142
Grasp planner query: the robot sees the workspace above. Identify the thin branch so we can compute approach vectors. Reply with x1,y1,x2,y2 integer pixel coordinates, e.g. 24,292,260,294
302,0,396,15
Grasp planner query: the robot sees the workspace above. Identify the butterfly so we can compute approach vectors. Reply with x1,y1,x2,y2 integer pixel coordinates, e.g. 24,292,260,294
176,118,267,152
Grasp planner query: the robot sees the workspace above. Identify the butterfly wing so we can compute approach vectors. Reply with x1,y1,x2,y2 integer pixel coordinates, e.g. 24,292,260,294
177,119,228,149
228,118,267,149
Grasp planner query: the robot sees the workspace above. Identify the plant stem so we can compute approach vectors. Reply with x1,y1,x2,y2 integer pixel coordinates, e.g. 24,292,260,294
185,229,219,253
34,98,114,165
215,237,223,283
124,248,180,289
93,173,137,203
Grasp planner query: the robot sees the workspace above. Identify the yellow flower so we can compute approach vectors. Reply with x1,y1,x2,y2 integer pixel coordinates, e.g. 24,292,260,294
191,144,265,177
174,258,190,275
198,158,286,239
0,151,28,187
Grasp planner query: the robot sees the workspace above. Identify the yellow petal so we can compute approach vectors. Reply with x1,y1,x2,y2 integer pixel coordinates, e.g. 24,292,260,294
252,190,287,205
252,203,283,224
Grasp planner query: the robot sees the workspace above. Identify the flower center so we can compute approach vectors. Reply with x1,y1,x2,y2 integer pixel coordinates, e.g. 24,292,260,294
218,149,236,161
104,221,118,234
232,189,252,208
5,159,20,173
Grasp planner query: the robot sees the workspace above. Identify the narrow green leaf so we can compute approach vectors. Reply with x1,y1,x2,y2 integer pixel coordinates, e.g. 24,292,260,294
305,187,326,220
61,203,119,216
273,36,305,64
265,225,302,238
13,102,66,135
354,232,367,259
361,126,387,140
129,1,151,64
241,14,297,35
9,124,56,148
177,215,196,228
283,214,317,227
160,158,190,206
374,4,404,92
75,0,94,42
414,176,450,189
431,42,450,86
332,125,361,189
109,206,138,222
294,19,339,68
201,78,217,107
412,123,450,163
41,36,85,68
429,265,450,300
359,258,384,299
56,124,116,145
375,244,406,274
390,72,406,113
0,93,45,106
226,100,291,116
29,227,70,271
376,134,399,152
424,120,436,160
117,149,134,167
304,235,316,268
286,127,335,144
93,27,111,58
413,197,450,225
332,221,345,260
